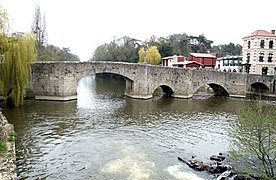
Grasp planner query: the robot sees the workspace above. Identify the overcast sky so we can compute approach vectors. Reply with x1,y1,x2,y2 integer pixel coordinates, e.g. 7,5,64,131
1,0,276,61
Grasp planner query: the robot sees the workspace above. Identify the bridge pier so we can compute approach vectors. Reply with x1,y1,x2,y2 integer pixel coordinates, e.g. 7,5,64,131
124,77,152,99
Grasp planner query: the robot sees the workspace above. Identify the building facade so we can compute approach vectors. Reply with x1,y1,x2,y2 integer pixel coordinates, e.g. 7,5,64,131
242,30,276,75
162,55,204,68
162,55,186,67
216,56,243,72
189,53,216,68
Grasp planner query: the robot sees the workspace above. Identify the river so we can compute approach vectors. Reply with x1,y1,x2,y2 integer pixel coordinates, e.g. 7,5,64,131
1,75,275,180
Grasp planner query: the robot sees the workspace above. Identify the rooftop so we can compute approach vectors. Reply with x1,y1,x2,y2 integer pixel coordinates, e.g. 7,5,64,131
189,53,216,58
162,55,185,59
243,29,276,39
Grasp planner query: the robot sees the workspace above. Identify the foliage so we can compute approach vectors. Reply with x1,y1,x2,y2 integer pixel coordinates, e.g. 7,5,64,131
91,36,140,62
0,33,36,106
190,34,213,53
37,45,80,62
230,101,276,178
212,43,242,56
145,46,161,65
138,47,146,63
157,37,173,57
0,140,7,155
138,46,161,65
8,131,15,142
92,33,242,62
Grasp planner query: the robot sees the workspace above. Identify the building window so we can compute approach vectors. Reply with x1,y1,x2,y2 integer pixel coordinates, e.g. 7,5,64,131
269,40,274,49
247,41,251,49
260,40,265,48
262,67,268,75
268,52,273,62
246,53,250,63
223,59,229,66
259,52,264,62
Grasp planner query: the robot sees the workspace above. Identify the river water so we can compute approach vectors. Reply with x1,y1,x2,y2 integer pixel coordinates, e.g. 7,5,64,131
1,76,275,180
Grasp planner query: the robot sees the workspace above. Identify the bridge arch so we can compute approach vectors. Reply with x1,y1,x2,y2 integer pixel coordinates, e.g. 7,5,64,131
208,83,229,96
78,72,135,97
152,84,174,97
193,83,229,97
249,82,269,93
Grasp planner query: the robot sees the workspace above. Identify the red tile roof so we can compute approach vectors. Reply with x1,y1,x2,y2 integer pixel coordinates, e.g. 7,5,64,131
243,30,276,39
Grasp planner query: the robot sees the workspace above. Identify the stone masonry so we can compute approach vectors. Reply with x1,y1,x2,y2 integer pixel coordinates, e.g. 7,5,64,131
0,110,16,180
31,61,276,100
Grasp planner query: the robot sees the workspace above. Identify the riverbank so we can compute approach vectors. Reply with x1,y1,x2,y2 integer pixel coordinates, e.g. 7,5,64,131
0,110,16,180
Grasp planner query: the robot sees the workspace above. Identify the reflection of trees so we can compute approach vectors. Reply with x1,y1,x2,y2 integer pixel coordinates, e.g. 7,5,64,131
2,100,78,135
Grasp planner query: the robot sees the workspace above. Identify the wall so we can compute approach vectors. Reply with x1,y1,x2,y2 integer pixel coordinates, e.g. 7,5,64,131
0,110,16,180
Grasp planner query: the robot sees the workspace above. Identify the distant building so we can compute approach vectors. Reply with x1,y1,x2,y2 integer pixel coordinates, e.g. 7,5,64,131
242,29,276,75
162,55,204,68
216,56,243,72
162,55,186,67
189,53,216,68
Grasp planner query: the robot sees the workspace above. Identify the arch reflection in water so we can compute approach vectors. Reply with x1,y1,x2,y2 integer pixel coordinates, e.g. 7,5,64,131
77,76,96,108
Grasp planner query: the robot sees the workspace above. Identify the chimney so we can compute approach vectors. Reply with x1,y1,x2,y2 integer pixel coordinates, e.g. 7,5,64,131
271,30,275,34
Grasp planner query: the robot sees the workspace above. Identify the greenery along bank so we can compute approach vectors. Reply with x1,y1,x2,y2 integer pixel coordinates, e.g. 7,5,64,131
230,101,276,179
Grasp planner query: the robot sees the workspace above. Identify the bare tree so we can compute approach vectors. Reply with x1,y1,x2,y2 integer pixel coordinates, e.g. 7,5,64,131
31,5,47,48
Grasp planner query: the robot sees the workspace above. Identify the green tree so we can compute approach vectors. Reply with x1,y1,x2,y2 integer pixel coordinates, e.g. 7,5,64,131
91,36,140,62
146,46,161,65
167,33,190,56
157,37,173,58
0,33,36,106
0,6,37,106
212,43,242,56
138,46,161,65
38,45,80,61
190,34,213,53
138,47,146,63
230,101,276,178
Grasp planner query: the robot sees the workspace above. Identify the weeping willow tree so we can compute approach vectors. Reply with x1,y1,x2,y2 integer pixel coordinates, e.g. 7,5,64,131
138,46,161,65
0,6,36,106
138,47,146,63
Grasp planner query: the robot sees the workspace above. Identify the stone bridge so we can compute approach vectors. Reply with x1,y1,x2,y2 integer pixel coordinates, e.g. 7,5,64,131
31,61,276,100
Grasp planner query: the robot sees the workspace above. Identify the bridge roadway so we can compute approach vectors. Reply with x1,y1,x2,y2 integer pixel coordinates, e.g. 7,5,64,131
31,61,276,101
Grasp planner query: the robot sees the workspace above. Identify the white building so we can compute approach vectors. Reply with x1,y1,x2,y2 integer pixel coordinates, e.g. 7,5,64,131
242,30,276,75
216,56,243,72
162,55,186,67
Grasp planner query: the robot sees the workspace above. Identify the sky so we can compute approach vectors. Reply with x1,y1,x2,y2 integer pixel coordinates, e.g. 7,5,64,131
1,0,276,61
